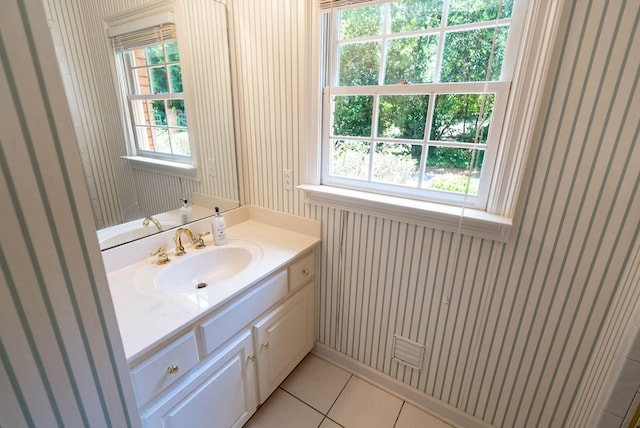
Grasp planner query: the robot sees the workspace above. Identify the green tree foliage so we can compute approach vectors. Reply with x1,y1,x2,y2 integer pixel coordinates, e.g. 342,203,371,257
332,0,510,194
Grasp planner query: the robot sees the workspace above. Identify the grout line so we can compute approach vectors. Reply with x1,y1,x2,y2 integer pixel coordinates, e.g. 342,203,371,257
324,374,354,418
393,401,406,428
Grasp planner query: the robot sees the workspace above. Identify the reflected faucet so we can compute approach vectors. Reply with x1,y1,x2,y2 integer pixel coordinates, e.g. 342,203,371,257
173,227,209,256
142,216,163,231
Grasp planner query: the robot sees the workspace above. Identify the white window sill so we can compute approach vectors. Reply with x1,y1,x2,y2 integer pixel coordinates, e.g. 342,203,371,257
122,156,198,179
298,184,512,242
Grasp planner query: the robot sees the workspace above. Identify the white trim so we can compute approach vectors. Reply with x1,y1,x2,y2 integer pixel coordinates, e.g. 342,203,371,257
299,184,511,241
312,343,493,428
122,155,198,179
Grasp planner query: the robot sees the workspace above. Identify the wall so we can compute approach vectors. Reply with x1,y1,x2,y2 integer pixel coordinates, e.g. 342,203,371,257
44,0,239,229
0,0,139,426
230,0,640,426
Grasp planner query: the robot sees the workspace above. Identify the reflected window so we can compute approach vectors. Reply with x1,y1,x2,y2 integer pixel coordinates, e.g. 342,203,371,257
112,23,191,163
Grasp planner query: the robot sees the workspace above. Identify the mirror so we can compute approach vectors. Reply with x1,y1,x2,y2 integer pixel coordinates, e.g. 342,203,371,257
45,0,239,250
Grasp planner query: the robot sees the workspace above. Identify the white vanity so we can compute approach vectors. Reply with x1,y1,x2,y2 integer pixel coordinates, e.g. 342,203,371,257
102,206,320,427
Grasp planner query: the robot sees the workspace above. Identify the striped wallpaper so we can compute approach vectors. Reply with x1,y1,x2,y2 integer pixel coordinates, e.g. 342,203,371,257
4,0,638,426
1,0,139,426
231,0,640,426
43,0,239,229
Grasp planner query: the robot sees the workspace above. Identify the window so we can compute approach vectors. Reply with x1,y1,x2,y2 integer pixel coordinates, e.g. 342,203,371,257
321,0,522,209
111,19,192,164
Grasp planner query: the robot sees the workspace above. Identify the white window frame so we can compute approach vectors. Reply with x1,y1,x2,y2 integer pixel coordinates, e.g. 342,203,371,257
105,0,198,179
301,0,566,242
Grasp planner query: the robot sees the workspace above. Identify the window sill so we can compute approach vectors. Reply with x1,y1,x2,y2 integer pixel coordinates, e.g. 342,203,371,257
298,184,512,242
122,156,198,179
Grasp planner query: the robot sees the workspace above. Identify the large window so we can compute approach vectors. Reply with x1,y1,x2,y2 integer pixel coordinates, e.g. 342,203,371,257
322,0,521,209
112,22,191,163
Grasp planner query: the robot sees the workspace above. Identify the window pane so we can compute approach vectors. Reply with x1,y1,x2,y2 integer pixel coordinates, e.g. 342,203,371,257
167,99,187,127
169,129,190,156
440,27,509,82
150,66,168,94
130,49,148,67
168,65,183,93
134,67,152,95
146,44,165,65
165,41,180,62
331,140,370,179
431,93,494,143
135,127,170,153
333,95,374,137
378,95,429,139
339,42,381,86
372,142,422,186
150,100,166,126
385,35,438,85
340,5,382,39
390,0,443,32
448,0,513,25
423,146,484,194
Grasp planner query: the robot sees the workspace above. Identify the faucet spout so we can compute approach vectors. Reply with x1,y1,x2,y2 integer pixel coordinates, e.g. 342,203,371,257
173,227,197,256
142,216,163,231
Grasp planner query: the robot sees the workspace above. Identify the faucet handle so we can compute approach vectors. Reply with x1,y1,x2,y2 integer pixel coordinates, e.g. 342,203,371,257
194,231,211,249
151,247,170,265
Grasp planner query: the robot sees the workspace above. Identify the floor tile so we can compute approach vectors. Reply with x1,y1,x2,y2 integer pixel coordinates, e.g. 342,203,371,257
244,388,324,428
281,354,352,413
327,377,403,428
319,417,344,428
395,403,454,428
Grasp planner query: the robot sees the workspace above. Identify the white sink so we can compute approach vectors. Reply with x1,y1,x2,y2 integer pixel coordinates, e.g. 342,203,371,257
135,240,263,295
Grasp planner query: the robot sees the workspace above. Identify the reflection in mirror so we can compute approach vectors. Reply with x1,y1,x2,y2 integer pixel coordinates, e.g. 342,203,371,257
45,0,239,250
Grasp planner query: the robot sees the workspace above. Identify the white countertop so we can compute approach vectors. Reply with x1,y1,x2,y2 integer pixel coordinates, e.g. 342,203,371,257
104,208,320,363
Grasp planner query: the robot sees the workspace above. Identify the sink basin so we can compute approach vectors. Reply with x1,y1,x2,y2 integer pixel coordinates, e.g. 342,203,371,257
134,240,263,296
156,246,254,293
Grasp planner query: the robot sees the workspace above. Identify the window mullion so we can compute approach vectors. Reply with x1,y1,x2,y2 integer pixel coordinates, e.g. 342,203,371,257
368,94,381,182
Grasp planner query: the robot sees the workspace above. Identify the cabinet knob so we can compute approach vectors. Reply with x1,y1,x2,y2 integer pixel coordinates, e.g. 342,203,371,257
167,364,179,375
302,269,310,276
247,354,256,363
261,342,270,351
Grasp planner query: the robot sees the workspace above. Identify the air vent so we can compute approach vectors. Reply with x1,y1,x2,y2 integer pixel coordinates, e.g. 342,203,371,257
392,335,424,370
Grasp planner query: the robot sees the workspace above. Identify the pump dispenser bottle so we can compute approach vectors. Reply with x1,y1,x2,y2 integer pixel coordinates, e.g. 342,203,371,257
212,207,227,245
180,198,192,223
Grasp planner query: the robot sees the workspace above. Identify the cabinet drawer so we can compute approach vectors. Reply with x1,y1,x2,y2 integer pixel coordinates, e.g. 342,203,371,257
131,332,199,407
288,251,314,291
199,270,288,356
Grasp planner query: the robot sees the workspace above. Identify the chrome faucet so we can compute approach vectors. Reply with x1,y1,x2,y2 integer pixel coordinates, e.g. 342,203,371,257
142,216,162,231
173,227,209,256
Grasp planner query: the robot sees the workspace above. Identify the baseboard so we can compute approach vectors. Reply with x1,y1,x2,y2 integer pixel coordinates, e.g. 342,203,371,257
312,343,493,428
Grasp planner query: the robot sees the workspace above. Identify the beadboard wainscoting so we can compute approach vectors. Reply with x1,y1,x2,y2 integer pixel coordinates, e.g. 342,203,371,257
231,0,640,426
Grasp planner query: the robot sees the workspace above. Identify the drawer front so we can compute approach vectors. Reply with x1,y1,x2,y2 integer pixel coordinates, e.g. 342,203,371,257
199,270,288,356
288,251,314,292
131,332,199,407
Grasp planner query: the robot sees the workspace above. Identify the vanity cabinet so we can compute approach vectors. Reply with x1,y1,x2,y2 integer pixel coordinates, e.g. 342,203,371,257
141,330,257,428
131,249,316,428
254,283,314,403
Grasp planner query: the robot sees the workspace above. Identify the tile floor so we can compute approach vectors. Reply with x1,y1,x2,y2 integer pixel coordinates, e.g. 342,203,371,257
244,353,454,428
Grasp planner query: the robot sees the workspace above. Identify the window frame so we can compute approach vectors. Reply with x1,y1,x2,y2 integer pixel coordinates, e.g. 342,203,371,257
120,40,191,163
302,0,565,242
321,0,522,210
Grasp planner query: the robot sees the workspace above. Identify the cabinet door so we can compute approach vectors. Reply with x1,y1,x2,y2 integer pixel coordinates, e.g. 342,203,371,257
142,330,258,428
254,282,314,403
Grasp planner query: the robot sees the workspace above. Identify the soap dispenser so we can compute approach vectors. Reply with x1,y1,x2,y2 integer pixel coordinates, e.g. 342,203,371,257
212,206,227,245
180,198,192,224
